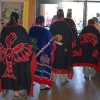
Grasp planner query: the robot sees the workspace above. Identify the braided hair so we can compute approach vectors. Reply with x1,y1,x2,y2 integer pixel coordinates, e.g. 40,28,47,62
8,12,19,26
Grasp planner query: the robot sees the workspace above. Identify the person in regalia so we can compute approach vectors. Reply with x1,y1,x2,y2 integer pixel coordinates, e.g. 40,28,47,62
72,19,100,79
29,16,56,90
50,9,74,84
64,8,78,40
0,12,37,99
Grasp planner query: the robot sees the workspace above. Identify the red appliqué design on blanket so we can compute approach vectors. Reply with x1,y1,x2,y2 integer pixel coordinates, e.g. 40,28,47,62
72,48,82,57
92,49,99,59
80,33,98,46
72,41,76,48
0,32,33,79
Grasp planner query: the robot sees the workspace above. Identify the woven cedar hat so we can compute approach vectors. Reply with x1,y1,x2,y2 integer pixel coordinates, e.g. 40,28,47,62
67,8,72,18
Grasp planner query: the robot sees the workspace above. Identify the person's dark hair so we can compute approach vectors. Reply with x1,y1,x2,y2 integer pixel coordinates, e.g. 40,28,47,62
57,9,64,19
88,19,94,24
92,17,98,23
8,11,19,26
35,16,44,24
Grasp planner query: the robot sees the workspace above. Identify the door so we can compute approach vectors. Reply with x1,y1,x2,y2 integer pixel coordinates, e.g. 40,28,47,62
40,3,58,27
87,2,100,24
62,2,84,31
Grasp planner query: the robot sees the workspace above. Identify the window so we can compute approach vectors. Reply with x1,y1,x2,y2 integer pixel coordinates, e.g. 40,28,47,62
87,3,100,25
40,4,58,27
62,2,84,30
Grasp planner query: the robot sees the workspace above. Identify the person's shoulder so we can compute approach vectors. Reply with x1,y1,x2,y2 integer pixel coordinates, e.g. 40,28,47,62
16,25,28,34
64,18,75,23
89,25,98,31
17,25,25,29
51,20,70,28
41,27,50,33
30,26,50,32
64,18,72,21
81,26,92,31
30,26,46,30
51,20,66,25
51,21,59,25
62,20,71,27
1,26,6,30
82,25,99,33
50,21,60,28
16,25,26,30
83,25,95,29
0,26,6,33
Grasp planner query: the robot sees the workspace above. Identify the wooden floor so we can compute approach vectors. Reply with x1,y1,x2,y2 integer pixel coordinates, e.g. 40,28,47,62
1,67,100,100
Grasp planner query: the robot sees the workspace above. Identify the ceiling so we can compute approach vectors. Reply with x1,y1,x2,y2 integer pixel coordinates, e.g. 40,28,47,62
1,0,24,2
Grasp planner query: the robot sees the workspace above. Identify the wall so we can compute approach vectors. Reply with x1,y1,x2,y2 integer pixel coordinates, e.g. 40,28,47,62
0,0,36,32
23,0,36,32
1,2,24,27
28,0,36,30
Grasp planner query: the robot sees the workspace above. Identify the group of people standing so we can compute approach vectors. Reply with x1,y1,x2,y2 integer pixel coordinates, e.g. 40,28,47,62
0,8,100,100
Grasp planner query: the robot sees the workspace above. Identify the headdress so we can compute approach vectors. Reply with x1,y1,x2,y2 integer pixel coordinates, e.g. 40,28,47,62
67,8,72,18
